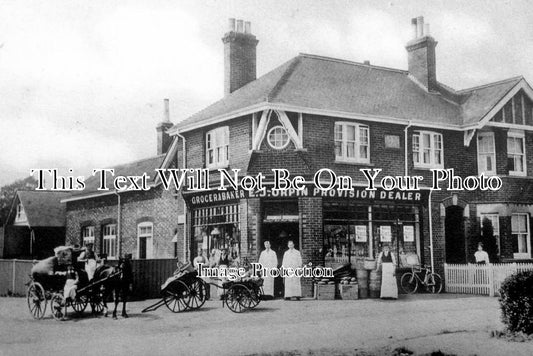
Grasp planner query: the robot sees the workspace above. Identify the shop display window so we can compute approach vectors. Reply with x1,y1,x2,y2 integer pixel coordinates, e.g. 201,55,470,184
192,204,241,261
323,202,420,266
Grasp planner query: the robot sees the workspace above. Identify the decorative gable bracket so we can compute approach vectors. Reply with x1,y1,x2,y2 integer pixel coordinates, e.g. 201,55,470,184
251,109,303,150
464,129,476,147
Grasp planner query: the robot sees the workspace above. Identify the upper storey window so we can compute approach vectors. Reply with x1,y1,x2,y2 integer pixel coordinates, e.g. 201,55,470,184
206,126,229,169
15,203,27,223
267,126,290,149
334,122,369,163
413,131,443,169
507,131,526,176
477,132,496,175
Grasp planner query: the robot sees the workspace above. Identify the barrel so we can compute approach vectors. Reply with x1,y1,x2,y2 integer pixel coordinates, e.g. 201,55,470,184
356,269,368,299
369,270,382,298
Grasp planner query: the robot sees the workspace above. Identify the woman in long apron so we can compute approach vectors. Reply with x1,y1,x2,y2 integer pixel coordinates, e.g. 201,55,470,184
377,244,398,299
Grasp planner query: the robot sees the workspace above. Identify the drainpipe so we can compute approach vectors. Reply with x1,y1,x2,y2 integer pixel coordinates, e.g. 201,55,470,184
428,189,435,273
176,131,187,262
404,120,412,176
114,190,122,258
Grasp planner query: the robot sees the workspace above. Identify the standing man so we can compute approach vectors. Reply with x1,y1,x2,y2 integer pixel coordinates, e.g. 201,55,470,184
258,240,278,299
78,243,98,281
282,239,302,300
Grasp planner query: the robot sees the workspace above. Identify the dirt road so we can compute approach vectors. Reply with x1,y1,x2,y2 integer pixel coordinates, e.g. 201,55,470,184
0,294,531,356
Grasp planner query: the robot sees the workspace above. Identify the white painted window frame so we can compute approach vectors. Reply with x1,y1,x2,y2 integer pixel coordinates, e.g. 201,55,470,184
511,213,531,259
334,122,370,164
477,132,496,175
507,131,527,176
206,126,229,169
413,131,444,169
137,222,154,259
102,224,117,259
267,125,290,149
82,226,95,245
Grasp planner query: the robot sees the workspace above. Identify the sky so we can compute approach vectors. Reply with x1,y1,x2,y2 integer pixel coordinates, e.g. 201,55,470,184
0,0,532,187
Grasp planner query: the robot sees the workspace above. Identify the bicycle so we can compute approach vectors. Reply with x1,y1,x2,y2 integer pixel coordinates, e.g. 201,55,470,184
400,264,442,294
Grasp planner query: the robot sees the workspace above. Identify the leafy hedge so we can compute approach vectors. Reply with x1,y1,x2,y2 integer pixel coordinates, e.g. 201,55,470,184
499,270,533,335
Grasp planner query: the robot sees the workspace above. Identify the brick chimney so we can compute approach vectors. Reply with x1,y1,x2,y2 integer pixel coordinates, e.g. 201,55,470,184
405,16,438,91
222,18,258,95
156,99,173,155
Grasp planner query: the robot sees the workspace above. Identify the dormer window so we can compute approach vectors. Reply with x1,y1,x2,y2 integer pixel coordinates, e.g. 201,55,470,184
206,126,229,169
15,203,27,223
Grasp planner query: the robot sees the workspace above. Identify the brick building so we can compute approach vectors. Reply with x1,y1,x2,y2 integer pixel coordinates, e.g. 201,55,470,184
64,100,186,260
164,17,533,297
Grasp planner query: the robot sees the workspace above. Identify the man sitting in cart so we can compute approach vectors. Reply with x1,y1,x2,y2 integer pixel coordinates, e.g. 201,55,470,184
52,265,79,320
78,243,99,281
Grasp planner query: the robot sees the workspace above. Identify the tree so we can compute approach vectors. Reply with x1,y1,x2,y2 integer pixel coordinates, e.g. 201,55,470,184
479,217,499,263
0,176,38,225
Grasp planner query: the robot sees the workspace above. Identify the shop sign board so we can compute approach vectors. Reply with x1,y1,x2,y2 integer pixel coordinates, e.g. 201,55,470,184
183,184,429,207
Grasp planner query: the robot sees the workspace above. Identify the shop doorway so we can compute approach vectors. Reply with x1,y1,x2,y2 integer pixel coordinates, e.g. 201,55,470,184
261,222,299,298
445,206,466,263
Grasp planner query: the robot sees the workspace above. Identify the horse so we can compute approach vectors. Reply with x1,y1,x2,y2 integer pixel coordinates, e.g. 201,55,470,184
92,255,133,319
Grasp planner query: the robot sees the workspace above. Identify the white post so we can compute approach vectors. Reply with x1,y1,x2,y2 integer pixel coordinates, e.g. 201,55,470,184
488,265,494,297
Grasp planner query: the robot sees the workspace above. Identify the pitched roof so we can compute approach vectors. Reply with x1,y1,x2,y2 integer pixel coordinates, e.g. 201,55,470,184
16,191,70,227
459,77,523,125
68,155,166,199
173,53,525,131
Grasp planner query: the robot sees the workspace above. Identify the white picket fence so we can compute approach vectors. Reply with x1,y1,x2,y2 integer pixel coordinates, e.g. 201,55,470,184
444,263,533,297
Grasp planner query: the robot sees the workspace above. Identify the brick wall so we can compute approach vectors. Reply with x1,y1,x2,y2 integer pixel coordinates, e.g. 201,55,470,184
178,109,533,275
223,32,258,95
66,187,183,259
299,196,323,297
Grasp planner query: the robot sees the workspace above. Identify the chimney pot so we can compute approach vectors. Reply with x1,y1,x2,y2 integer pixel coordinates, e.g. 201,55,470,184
406,16,437,91
411,18,418,39
236,19,244,33
156,98,173,155
424,23,430,36
164,98,170,122
416,16,424,38
222,18,259,95
228,18,236,31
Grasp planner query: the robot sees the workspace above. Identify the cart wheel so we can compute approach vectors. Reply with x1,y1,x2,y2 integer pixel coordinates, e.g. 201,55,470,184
51,293,66,320
247,285,262,309
186,278,207,310
27,281,47,320
72,294,88,314
226,284,251,313
163,280,190,313
90,294,105,314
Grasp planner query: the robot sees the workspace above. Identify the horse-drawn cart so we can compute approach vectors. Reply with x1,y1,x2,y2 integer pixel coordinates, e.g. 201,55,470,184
27,246,129,320
142,263,264,314
27,271,114,320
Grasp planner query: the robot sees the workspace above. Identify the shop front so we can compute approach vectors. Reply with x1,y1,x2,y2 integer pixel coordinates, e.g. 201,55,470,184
183,185,430,297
